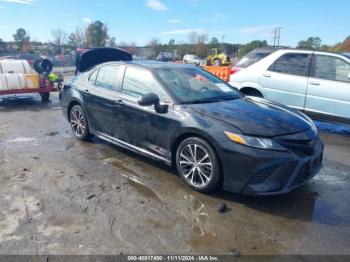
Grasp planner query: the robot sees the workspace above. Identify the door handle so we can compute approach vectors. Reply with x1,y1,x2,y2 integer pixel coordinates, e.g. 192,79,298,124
263,73,271,78
114,99,124,105
309,81,320,86
105,100,124,107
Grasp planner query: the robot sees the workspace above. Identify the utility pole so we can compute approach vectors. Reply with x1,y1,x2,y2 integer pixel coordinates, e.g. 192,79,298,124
221,35,225,51
272,28,284,47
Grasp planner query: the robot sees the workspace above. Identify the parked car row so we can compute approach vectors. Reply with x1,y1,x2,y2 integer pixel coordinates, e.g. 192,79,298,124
230,48,350,125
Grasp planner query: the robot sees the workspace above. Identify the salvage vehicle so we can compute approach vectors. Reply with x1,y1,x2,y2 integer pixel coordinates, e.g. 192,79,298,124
230,48,350,125
61,49,323,195
0,58,57,101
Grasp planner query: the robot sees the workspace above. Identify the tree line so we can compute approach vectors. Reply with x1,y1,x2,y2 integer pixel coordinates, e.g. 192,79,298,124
1,20,349,59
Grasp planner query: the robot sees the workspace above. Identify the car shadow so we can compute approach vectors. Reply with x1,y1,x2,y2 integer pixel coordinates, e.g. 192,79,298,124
0,95,54,112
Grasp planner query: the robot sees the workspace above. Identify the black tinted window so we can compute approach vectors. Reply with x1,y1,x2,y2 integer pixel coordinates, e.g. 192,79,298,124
269,53,309,76
237,50,274,68
122,67,166,101
95,66,121,91
313,55,350,83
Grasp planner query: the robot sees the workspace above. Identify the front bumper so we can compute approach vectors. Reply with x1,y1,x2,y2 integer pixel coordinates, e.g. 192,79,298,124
218,135,324,196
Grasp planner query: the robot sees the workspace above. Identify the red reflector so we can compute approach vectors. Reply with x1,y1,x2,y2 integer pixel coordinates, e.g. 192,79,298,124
230,67,241,75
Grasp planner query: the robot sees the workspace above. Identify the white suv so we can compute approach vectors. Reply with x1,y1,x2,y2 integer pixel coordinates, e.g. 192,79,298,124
229,48,350,124
183,54,203,66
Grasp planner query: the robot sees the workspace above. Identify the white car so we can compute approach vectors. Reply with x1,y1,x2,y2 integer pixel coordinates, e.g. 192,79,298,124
183,54,203,66
229,48,350,124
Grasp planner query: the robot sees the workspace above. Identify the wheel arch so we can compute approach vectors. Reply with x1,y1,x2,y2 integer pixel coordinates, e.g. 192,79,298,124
171,130,222,169
67,99,85,121
240,87,264,98
171,130,224,189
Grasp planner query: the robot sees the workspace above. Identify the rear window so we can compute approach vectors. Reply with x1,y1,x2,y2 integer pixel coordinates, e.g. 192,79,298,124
236,50,274,68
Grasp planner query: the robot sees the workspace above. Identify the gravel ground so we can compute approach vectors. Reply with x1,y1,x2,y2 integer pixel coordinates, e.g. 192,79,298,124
0,93,349,255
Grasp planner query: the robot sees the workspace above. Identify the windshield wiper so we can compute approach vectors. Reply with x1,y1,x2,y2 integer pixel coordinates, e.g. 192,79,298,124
182,97,236,104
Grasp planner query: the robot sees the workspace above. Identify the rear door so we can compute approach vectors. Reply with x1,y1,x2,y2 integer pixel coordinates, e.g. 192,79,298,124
84,65,124,136
259,52,312,109
305,54,350,123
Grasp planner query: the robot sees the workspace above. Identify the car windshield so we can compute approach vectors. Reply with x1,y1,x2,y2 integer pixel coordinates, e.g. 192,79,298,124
154,67,240,104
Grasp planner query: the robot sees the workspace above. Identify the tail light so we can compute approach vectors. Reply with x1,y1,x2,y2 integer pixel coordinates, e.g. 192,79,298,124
230,67,241,75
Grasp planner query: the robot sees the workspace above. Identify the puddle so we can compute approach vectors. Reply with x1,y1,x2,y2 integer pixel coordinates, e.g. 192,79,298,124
315,120,350,136
104,157,141,178
311,199,350,226
313,171,348,185
127,177,164,204
6,137,36,143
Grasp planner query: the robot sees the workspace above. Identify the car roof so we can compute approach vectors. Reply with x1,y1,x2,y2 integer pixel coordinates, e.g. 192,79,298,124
99,60,197,70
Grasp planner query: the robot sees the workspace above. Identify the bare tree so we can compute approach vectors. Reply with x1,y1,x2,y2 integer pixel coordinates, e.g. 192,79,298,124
51,28,67,54
196,33,208,58
188,31,198,45
147,38,161,58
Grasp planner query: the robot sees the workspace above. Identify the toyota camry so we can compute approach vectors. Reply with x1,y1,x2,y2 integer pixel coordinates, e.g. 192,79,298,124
60,52,323,195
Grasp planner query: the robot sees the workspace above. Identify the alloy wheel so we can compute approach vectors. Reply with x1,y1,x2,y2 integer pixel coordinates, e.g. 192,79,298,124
70,107,86,138
179,143,213,188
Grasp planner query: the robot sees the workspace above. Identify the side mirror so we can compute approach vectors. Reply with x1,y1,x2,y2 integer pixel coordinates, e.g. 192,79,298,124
138,93,168,114
138,93,159,107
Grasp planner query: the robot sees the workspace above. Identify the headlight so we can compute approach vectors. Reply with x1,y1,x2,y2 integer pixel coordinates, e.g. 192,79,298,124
224,131,286,151
303,114,318,135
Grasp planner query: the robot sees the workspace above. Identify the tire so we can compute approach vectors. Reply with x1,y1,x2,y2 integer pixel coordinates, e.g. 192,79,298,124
213,59,221,66
69,105,90,141
40,92,50,103
176,137,221,193
184,60,188,64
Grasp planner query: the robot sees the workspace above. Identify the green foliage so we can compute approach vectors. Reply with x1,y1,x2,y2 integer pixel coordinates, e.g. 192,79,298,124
297,37,322,49
85,21,110,48
13,28,30,43
237,40,268,58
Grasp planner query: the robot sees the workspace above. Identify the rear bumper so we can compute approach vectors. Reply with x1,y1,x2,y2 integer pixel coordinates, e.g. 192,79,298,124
218,137,324,196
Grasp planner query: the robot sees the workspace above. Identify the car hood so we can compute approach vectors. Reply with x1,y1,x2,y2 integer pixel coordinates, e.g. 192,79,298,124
190,96,313,137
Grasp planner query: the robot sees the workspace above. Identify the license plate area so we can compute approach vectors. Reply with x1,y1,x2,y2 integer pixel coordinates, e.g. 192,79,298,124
308,153,323,173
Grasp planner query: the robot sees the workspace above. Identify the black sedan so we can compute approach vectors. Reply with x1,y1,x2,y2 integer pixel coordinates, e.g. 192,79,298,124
60,61,323,195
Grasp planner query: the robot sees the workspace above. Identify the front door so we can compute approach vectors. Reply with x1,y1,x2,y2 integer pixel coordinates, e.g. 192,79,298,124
117,66,178,160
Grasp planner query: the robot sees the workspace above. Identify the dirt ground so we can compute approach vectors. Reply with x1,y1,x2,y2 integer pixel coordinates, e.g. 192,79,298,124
0,93,349,255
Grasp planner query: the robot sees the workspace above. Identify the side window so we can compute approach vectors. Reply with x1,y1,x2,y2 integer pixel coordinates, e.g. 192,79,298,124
88,69,98,84
313,55,350,83
121,66,166,101
95,66,122,91
268,53,310,76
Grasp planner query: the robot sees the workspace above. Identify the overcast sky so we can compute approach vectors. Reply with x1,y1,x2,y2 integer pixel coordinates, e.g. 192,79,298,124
0,0,349,46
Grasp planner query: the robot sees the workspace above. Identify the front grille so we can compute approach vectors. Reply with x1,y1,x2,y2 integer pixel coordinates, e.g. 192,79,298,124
276,139,316,157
